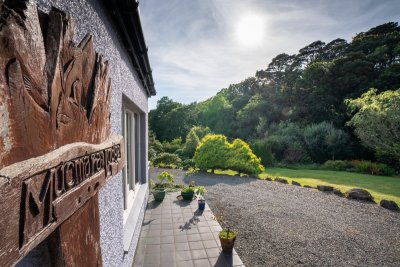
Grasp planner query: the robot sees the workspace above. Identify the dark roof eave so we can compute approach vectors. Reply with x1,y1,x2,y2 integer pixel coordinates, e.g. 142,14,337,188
101,0,156,97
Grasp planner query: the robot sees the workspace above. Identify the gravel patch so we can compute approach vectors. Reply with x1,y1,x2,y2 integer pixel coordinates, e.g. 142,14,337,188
150,168,400,267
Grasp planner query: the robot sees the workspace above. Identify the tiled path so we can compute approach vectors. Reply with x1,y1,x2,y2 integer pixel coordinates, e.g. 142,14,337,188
133,192,245,267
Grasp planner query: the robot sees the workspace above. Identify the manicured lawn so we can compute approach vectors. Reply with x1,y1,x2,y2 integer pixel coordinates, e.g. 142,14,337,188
259,168,400,206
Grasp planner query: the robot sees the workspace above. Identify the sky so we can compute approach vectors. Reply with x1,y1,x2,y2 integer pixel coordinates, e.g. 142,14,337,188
139,0,400,110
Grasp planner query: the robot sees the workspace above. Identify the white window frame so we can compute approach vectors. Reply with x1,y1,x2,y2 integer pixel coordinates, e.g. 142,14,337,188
123,106,141,223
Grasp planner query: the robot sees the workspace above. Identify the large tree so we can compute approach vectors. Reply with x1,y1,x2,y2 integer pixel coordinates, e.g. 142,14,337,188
149,97,197,141
346,89,400,163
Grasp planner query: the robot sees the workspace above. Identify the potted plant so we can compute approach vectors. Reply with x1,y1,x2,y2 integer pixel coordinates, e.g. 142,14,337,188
181,181,196,200
213,201,238,254
195,186,208,210
150,171,174,202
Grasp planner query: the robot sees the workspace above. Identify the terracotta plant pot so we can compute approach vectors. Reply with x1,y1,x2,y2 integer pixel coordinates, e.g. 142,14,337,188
219,231,237,254
153,190,166,202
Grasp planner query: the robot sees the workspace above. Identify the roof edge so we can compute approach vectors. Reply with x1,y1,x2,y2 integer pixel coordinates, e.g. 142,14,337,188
101,0,156,97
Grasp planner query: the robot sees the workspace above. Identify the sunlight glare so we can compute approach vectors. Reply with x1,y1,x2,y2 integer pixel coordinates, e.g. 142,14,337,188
236,15,265,47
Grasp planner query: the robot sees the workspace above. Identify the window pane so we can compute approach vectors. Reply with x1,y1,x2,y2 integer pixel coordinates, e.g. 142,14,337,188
134,113,140,185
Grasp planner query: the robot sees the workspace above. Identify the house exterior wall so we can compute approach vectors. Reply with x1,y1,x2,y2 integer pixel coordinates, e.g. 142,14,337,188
16,1,150,266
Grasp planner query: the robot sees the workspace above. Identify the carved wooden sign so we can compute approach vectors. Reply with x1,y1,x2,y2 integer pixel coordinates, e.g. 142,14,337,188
0,0,125,266
0,137,124,265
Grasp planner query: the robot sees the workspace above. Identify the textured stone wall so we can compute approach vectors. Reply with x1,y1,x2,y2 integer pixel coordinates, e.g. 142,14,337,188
17,0,149,266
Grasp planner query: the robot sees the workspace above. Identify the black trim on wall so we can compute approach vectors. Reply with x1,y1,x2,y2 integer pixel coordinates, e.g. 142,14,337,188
102,0,156,97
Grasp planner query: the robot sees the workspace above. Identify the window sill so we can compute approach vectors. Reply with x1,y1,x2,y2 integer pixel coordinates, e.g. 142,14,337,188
123,183,148,252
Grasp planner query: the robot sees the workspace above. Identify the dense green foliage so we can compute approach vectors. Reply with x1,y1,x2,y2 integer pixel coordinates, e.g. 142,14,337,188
149,22,400,171
346,89,400,165
303,122,350,163
182,126,211,158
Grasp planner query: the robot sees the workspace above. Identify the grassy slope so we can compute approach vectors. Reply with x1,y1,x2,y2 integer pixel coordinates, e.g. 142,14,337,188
259,168,400,205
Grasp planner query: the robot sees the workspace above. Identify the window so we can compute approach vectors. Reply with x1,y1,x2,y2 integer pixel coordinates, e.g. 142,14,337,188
123,106,141,221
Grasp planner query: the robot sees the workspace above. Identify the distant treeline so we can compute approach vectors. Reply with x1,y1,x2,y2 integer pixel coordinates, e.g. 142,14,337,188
149,22,400,169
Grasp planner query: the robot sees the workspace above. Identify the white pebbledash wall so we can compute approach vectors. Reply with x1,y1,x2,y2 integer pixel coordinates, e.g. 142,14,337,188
17,0,150,266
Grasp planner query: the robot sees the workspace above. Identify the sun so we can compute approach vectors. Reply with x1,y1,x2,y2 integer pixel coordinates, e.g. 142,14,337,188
236,15,265,47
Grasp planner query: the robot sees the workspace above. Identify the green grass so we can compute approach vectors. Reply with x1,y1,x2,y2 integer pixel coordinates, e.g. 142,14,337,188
260,167,400,205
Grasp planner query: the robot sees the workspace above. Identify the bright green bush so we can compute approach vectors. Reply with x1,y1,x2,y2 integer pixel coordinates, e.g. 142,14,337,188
346,89,400,165
194,135,264,175
153,152,182,167
227,139,264,175
194,134,230,172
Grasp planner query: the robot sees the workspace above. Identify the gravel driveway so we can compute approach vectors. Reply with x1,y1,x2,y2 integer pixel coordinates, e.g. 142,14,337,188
150,168,400,267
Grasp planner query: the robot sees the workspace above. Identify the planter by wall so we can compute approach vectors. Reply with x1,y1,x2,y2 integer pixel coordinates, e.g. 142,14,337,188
153,190,166,202
219,230,237,254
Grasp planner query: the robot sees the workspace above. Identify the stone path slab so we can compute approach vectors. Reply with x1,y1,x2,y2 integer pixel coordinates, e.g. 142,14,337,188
133,192,245,267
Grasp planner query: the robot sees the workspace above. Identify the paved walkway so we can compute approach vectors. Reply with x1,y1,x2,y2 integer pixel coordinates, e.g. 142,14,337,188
133,192,245,267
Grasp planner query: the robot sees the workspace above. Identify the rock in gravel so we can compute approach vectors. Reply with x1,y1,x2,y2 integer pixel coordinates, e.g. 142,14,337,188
292,181,301,186
380,200,399,211
345,188,374,202
317,185,334,192
333,188,344,197
274,177,288,184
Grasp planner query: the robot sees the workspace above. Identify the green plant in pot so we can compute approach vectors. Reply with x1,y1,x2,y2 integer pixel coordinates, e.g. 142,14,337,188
150,171,174,202
181,181,196,200
214,200,237,254
195,186,208,210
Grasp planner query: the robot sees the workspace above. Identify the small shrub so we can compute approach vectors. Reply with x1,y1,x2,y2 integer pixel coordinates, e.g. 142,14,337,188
174,148,185,159
351,160,395,176
157,163,178,169
181,181,196,193
182,130,200,158
162,137,183,153
153,152,182,167
180,159,196,170
150,171,175,191
148,131,164,161
323,160,352,171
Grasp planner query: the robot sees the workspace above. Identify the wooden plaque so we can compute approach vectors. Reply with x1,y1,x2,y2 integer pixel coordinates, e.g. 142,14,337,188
0,0,125,266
